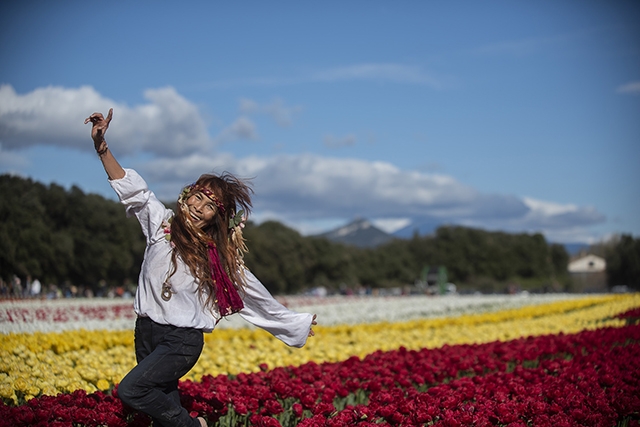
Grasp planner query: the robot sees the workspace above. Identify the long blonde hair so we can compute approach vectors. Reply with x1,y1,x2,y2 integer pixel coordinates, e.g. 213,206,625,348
168,172,253,313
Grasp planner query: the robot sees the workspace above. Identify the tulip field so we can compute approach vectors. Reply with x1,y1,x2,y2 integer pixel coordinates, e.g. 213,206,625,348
1,292,639,426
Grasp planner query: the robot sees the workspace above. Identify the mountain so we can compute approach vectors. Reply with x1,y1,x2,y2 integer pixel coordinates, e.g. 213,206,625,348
319,218,589,255
316,218,395,248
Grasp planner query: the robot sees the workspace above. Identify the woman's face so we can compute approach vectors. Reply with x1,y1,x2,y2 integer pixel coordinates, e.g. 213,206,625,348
185,190,218,229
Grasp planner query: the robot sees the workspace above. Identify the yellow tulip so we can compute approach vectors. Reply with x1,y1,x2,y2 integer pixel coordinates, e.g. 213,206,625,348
96,379,111,391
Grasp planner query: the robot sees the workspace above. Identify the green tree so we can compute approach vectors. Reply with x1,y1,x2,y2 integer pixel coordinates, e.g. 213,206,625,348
243,221,315,294
0,174,145,290
605,234,640,289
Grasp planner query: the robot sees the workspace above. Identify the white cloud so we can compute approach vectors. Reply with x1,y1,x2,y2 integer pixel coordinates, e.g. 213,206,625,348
616,81,640,94
455,197,605,243
239,97,303,127
523,197,578,216
135,151,238,195
264,99,302,127
137,153,605,242
214,116,258,143
373,218,412,234
0,84,211,156
0,84,107,149
520,197,604,229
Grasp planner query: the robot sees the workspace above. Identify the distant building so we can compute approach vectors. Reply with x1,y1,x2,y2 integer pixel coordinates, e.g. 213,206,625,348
568,254,607,292
568,254,606,273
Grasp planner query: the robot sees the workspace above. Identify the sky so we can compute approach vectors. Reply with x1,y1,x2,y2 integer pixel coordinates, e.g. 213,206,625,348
1,1,639,245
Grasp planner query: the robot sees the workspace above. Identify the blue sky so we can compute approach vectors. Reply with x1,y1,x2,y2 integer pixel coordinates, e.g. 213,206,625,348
1,1,639,244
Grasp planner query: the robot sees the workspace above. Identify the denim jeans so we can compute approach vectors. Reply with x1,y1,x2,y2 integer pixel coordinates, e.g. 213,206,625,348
118,316,204,427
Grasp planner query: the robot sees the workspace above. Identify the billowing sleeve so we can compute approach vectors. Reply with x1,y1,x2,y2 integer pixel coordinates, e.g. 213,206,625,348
238,270,314,348
108,168,172,244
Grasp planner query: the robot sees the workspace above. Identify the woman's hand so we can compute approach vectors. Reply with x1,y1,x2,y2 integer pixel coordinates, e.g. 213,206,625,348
308,314,317,337
84,108,113,149
84,108,125,180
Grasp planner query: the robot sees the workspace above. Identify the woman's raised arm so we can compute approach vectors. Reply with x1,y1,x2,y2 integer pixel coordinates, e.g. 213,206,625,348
84,108,125,180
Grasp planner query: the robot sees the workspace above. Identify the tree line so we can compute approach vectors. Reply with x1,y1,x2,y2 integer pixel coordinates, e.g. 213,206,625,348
1,174,638,295
242,221,571,294
0,174,145,295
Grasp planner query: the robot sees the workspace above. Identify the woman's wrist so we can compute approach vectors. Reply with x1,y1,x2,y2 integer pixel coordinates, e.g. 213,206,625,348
95,140,109,156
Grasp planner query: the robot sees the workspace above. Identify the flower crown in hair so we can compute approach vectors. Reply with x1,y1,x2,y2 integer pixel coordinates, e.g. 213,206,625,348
229,210,246,229
178,183,225,214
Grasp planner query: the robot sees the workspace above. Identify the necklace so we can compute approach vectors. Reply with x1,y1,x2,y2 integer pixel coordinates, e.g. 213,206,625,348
161,219,176,301
161,280,174,301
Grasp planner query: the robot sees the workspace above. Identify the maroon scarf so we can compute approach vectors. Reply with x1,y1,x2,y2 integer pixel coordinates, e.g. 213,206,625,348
207,242,244,317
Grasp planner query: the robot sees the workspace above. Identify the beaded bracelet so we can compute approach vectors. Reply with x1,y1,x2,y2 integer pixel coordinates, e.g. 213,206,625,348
96,141,109,156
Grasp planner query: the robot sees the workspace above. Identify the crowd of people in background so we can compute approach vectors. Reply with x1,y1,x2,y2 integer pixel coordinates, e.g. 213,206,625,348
0,275,136,300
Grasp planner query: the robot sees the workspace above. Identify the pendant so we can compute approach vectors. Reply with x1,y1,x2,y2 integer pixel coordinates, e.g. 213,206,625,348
161,282,174,301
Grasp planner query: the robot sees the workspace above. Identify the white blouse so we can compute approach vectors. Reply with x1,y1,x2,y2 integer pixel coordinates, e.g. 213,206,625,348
109,169,313,348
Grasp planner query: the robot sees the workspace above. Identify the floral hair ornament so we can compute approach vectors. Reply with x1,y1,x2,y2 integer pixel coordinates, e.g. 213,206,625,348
178,183,225,214
162,218,174,245
229,209,246,230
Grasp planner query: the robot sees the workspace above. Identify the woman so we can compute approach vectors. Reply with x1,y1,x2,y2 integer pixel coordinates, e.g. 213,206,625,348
85,109,316,427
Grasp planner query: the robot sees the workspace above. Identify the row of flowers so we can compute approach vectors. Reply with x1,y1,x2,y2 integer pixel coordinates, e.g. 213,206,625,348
0,299,136,334
1,293,585,334
185,319,640,427
259,293,586,327
1,310,638,426
1,294,637,403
